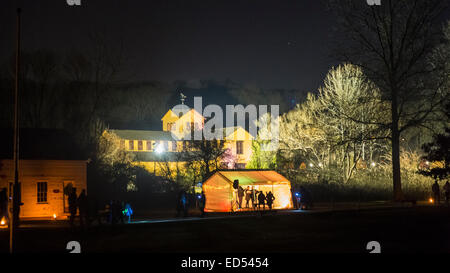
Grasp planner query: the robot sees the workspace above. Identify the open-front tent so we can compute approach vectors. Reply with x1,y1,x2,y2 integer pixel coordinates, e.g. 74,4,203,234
202,170,294,212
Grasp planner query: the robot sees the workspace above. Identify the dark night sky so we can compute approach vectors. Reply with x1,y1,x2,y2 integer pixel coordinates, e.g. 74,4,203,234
1,0,337,91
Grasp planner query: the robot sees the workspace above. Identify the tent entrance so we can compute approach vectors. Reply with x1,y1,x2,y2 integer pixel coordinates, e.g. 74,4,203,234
232,183,293,211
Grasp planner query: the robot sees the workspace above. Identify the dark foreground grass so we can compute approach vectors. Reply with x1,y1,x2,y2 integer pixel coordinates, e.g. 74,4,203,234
1,206,450,253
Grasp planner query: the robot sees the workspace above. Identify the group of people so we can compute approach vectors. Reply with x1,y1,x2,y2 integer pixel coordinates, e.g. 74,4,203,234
104,200,133,224
293,186,313,210
237,186,276,210
67,188,88,228
431,180,450,206
68,187,133,228
176,190,207,217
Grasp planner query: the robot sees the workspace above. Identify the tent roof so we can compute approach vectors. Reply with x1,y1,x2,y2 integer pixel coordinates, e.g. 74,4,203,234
205,170,290,186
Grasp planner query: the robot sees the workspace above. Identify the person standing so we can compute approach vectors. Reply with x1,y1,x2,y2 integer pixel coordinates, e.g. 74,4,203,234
299,186,313,210
237,186,245,209
124,202,133,223
182,191,189,217
266,191,275,210
432,180,440,205
198,192,206,217
77,189,88,228
443,181,450,206
245,187,251,209
252,189,258,210
68,188,77,228
258,191,266,210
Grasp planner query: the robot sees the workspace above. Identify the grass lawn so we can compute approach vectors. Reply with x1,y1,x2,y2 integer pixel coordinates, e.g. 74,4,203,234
1,206,449,253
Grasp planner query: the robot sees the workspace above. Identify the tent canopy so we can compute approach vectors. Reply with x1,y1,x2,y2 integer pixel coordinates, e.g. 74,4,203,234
216,170,290,186
202,170,293,212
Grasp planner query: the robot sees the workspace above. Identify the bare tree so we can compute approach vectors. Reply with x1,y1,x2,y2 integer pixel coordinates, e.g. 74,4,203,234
329,0,449,200
188,137,227,179
63,32,125,152
279,64,389,183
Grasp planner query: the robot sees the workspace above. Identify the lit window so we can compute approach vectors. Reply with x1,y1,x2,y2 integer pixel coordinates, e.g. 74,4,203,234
146,141,152,151
37,182,47,203
129,140,134,150
168,123,176,131
172,141,177,151
138,140,143,151
236,141,244,154
120,140,125,150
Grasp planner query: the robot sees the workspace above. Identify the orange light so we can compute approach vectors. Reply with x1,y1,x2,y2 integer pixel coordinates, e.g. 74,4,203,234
429,198,434,203
53,213,57,220
0,217,5,225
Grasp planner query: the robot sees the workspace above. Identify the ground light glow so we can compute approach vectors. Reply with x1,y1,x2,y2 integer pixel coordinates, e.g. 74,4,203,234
429,198,434,203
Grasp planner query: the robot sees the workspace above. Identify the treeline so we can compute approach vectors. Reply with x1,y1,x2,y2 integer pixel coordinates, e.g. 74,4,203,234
248,16,450,200
0,45,308,202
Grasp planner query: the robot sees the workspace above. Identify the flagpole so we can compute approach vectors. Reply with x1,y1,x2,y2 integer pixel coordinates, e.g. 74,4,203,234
10,7,21,253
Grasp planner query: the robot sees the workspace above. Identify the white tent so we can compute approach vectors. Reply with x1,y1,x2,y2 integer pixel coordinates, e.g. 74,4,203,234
202,170,294,212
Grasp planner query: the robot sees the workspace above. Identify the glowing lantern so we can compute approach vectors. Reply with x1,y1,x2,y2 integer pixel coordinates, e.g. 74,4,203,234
53,213,57,220
0,217,5,225
429,198,434,203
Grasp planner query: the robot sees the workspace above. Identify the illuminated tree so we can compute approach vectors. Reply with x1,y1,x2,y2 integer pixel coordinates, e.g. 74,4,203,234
315,63,389,182
279,64,388,183
247,139,277,169
329,0,448,200
95,130,138,193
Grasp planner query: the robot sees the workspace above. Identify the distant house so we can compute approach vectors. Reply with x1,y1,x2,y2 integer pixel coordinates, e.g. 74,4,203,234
0,129,87,220
108,105,254,176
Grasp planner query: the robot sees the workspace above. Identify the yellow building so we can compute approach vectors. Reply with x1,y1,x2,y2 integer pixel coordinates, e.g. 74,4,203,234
109,106,254,176
0,129,87,220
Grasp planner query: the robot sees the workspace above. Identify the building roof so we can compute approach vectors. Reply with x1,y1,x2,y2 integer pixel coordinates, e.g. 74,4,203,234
110,129,175,141
221,126,254,139
0,128,86,160
134,151,199,162
161,107,205,121
204,169,290,186
110,126,253,141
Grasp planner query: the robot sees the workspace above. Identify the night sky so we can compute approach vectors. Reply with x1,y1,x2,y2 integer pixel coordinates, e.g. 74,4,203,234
1,0,337,92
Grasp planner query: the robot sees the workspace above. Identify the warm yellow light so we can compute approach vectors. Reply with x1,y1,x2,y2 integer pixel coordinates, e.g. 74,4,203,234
429,198,434,203
53,213,57,219
0,217,5,225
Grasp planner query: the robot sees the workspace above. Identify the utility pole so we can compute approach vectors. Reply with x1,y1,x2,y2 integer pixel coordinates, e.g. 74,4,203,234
10,7,21,253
